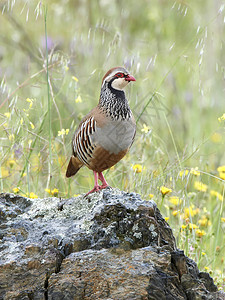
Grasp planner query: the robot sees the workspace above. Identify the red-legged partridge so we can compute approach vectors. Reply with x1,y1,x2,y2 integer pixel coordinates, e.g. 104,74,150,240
66,67,136,195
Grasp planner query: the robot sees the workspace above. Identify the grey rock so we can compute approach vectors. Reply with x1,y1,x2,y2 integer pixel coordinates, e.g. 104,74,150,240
0,189,224,299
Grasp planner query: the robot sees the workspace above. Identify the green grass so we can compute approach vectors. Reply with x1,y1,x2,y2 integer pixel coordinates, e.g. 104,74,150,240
0,0,225,290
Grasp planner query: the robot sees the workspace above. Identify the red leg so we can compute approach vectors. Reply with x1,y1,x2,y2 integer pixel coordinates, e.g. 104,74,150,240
85,171,101,196
98,172,109,189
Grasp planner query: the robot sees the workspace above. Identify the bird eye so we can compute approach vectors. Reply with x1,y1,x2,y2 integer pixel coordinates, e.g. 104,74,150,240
115,73,124,78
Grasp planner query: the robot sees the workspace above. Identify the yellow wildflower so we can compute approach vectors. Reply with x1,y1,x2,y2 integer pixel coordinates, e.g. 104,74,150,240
203,207,208,213
179,170,189,177
58,129,64,136
189,223,199,230
74,194,81,197
218,113,225,122
13,187,20,193
9,134,15,141
58,128,70,137
190,168,200,176
165,217,169,221
194,181,208,192
149,193,154,198
198,216,210,227
172,210,178,216
196,229,206,237
20,118,24,125
4,112,10,118
141,123,150,134
7,159,16,168
29,192,38,199
217,165,225,179
30,122,35,129
219,172,225,180
181,224,187,229
26,98,34,109
45,188,51,194
72,76,78,82
75,95,82,103
45,188,59,196
204,266,210,272
221,218,225,223
160,186,172,196
211,132,222,143
184,205,200,219
169,196,181,206
217,165,225,173
132,164,144,173
210,190,223,201
51,188,59,196
202,252,206,256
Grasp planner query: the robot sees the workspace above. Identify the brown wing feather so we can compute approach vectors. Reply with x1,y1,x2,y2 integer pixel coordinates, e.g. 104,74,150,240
66,156,83,178
66,105,107,177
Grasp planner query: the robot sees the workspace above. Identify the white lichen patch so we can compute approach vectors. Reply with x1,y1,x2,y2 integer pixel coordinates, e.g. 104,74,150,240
132,223,139,232
133,232,142,239
149,224,158,237
24,193,101,222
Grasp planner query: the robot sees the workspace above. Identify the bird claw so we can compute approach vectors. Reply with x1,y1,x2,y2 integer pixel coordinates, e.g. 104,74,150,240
85,186,101,196
99,183,109,190
84,183,110,197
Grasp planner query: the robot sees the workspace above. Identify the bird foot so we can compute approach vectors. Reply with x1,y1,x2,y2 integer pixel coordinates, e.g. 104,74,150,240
85,185,101,196
99,183,109,190
85,183,110,197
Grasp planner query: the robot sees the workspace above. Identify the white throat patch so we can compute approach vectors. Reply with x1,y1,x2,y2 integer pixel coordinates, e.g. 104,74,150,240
111,78,129,90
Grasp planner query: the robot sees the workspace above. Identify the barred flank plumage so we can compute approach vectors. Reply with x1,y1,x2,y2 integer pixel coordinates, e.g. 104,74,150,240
73,117,96,166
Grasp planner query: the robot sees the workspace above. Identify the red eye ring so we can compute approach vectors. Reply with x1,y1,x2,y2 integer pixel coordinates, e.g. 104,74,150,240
115,72,124,78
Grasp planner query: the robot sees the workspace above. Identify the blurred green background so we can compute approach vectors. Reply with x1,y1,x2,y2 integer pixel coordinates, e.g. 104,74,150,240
0,0,225,288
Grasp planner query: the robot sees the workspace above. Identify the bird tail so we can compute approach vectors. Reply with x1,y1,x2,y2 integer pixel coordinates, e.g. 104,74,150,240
66,156,83,177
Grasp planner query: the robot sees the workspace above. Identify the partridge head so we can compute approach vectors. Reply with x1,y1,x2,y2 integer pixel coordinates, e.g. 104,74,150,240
66,67,136,195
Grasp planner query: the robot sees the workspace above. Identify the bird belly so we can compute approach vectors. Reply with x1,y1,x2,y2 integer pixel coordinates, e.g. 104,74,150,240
92,119,136,154
88,147,128,173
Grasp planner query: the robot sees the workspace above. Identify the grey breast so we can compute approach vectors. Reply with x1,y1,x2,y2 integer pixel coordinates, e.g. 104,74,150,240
92,119,136,154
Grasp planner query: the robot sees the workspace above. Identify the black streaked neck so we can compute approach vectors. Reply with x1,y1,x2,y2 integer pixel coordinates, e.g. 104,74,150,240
99,82,131,120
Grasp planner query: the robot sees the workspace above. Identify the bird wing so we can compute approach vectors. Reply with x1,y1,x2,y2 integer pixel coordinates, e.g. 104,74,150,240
72,115,97,166
66,113,98,177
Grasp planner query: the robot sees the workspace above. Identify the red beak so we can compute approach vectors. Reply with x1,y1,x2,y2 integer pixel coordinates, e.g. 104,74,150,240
125,74,136,82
